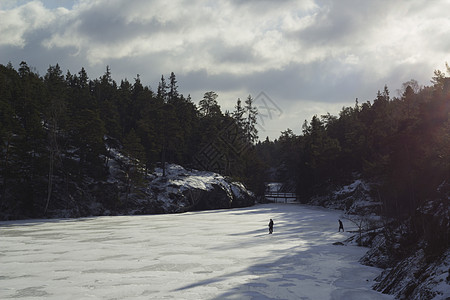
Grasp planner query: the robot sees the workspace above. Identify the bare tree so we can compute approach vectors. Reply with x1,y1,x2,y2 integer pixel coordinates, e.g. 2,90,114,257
343,213,381,246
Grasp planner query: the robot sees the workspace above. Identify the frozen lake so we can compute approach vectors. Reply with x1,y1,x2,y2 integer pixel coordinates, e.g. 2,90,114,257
0,204,393,299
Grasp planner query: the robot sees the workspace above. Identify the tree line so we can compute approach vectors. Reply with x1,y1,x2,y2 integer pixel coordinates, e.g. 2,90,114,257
256,65,449,251
0,62,263,217
1,60,448,236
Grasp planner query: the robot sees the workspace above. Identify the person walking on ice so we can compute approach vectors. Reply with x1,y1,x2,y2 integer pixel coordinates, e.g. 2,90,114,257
268,219,274,234
338,219,344,232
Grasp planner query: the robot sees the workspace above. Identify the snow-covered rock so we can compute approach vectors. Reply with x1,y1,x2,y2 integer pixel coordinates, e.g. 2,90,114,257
309,178,382,215
149,164,255,213
36,145,255,219
103,143,256,214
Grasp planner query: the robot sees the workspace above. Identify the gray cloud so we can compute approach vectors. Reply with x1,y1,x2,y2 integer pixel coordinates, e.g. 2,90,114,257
292,0,388,45
209,42,259,65
1,0,449,139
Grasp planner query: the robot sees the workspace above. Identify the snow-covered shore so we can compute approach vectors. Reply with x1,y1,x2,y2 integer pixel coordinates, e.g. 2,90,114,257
0,204,393,299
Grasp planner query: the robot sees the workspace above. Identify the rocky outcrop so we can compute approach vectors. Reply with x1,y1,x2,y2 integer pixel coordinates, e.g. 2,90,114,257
309,179,382,215
147,164,255,213
12,146,256,220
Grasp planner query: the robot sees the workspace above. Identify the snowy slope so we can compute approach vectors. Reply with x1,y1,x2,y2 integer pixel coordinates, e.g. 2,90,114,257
0,204,393,300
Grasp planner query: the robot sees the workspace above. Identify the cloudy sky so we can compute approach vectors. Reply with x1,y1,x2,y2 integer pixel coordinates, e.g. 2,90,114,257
1,0,449,140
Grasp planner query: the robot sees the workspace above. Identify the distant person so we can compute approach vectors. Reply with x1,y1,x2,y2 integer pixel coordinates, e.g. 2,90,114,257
338,219,344,232
268,219,274,234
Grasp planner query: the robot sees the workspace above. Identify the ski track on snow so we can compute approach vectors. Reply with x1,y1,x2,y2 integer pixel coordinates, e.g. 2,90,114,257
0,204,394,299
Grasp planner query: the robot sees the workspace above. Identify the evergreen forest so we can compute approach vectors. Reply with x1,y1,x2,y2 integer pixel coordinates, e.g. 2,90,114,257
0,62,264,218
1,62,449,253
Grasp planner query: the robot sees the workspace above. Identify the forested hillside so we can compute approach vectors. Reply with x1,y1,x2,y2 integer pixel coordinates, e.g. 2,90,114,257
0,62,263,219
1,61,449,228
258,65,449,241
255,65,450,298
258,68,449,216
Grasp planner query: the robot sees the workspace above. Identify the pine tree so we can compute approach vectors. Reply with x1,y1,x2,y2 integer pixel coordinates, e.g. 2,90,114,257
244,94,258,144
233,98,245,129
0,64,22,206
122,128,146,201
157,75,168,102
123,129,146,163
43,64,68,214
118,79,134,135
301,115,341,192
95,67,121,139
199,91,221,117
168,72,179,103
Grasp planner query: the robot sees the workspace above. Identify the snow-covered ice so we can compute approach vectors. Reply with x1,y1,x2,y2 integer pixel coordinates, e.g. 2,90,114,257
0,204,394,299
